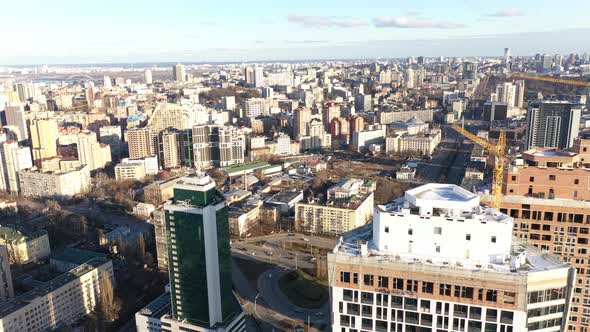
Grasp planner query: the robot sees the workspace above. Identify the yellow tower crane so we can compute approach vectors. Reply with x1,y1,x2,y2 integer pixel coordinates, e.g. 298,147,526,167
510,73,590,87
451,124,509,209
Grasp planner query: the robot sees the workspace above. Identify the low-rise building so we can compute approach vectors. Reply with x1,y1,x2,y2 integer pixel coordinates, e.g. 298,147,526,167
0,258,113,332
115,156,158,181
143,177,182,205
0,227,50,264
295,179,375,236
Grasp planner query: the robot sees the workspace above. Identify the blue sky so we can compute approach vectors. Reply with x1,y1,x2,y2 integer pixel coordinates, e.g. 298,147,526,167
2,0,590,64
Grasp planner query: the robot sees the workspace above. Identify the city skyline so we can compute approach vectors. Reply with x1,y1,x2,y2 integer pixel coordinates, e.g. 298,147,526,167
2,0,590,65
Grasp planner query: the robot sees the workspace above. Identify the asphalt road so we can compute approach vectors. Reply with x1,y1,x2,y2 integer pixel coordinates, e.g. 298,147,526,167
257,266,330,327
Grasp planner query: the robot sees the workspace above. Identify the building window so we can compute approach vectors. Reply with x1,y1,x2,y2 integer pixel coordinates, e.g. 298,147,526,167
378,276,389,288
575,179,580,185
340,271,350,283
363,274,374,286
435,245,441,253
434,227,442,235
530,176,535,182
486,289,498,302
422,281,434,294
408,228,413,235
466,234,471,241
549,175,556,181
352,273,358,284
511,176,516,181
384,227,389,233
491,236,497,243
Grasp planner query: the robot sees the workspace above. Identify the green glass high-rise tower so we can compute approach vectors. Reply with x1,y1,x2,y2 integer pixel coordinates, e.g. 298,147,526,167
162,173,244,332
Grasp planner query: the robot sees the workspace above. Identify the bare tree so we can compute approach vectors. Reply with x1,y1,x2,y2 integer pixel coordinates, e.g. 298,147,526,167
97,271,120,322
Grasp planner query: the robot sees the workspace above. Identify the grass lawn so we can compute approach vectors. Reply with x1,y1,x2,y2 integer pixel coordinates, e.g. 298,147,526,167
278,270,329,309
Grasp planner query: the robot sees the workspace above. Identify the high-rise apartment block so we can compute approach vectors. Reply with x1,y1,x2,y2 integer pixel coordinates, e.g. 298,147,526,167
30,118,59,162
0,140,32,193
525,101,581,150
293,107,312,138
192,125,245,168
329,184,575,332
127,127,158,159
496,139,590,330
173,63,185,82
77,131,111,171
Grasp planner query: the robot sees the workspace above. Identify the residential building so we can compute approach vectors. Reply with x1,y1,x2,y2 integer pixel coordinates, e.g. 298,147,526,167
300,118,331,151
352,126,386,153
525,101,581,150
329,183,575,332
127,127,158,159
243,98,270,119
144,177,182,205
192,125,245,168
77,130,111,171
0,141,32,193
0,258,113,332
152,210,168,271
160,130,181,169
378,110,434,125
173,63,185,82
18,165,91,197
0,227,50,264
99,125,123,158
0,246,13,303
114,156,158,181
295,179,375,236
4,103,28,141
293,107,312,138
30,118,59,162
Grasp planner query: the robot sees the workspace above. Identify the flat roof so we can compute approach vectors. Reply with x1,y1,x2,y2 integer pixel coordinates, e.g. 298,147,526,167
406,183,478,206
333,226,569,275
138,292,171,319
50,248,107,265
223,161,271,174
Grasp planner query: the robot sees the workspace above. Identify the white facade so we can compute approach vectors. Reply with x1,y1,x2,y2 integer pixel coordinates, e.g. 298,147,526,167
328,183,575,332
0,258,113,332
18,165,91,197
352,126,386,152
373,184,512,265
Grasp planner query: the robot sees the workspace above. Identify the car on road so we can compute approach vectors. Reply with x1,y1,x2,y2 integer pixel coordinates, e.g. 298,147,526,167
288,233,295,237
314,312,324,316
238,247,247,251
265,251,273,256
294,308,304,313
302,237,309,242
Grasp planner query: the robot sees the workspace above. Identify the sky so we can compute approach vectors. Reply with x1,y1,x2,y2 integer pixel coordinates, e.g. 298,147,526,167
2,0,590,65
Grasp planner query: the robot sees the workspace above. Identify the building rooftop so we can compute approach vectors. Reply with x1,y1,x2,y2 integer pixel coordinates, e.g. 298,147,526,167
138,292,171,319
50,248,107,266
332,222,568,275
223,161,271,175
0,226,46,243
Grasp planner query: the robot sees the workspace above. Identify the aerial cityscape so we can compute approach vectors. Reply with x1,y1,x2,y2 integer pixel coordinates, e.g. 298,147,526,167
2,1,590,332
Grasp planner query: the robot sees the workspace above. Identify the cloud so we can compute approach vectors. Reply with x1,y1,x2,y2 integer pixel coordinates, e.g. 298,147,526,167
374,17,466,29
486,9,524,17
287,14,367,28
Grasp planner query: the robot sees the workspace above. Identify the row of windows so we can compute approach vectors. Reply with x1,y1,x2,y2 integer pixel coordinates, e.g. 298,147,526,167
339,273,515,304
